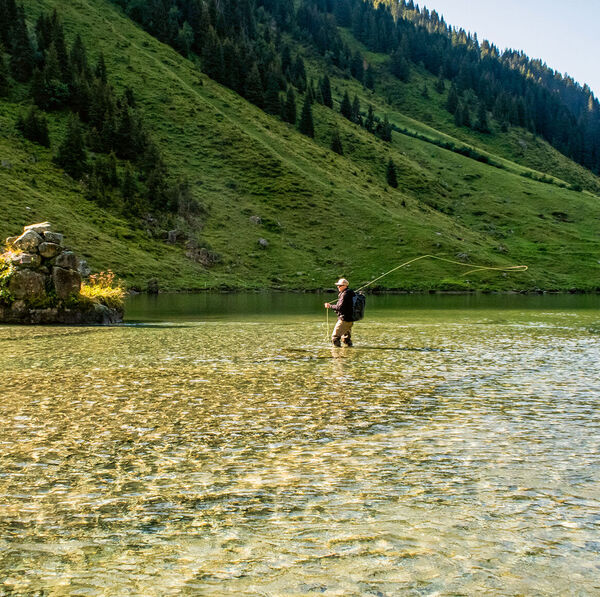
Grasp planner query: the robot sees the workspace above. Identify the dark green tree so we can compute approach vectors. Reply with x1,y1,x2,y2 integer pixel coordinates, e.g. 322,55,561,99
434,70,445,93
95,52,107,84
378,114,392,142
365,104,375,132
121,162,142,217
10,6,35,82
330,127,343,155
365,65,375,90
386,158,398,188
175,21,194,56
446,83,459,114
17,106,50,147
86,172,108,207
202,27,223,82
475,102,490,133
49,10,71,84
421,84,429,99
340,90,352,120
264,72,282,116
0,50,9,97
244,62,264,108
70,34,89,77
320,74,333,108
454,102,464,127
292,55,306,92
351,94,361,124
390,48,409,82
54,115,88,179
298,96,314,137
42,43,70,110
283,86,296,125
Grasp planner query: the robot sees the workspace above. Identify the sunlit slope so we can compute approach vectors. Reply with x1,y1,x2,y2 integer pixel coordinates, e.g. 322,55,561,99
1,0,598,291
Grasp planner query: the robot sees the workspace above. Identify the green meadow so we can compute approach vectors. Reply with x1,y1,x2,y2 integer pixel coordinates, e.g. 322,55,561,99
1,0,599,291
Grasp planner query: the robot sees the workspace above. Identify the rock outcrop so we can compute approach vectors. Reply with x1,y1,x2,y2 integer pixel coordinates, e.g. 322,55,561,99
0,223,123,325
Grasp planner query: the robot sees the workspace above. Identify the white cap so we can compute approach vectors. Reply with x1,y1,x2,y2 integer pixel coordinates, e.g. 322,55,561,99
335,278,349,286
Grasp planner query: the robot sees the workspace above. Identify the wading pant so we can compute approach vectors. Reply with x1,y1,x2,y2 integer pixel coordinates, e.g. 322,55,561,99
332,319,353,345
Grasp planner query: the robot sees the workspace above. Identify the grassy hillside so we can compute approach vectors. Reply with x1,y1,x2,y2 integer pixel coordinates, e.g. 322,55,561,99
1,0,599,292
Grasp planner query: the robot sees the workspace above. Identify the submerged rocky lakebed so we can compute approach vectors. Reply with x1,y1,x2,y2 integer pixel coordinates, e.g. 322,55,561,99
1,293,599,595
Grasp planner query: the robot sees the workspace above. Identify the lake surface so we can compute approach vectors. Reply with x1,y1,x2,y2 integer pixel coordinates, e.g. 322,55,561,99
1,293,599,595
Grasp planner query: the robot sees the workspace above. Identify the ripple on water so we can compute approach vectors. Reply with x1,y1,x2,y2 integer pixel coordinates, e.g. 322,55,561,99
0,314,599,595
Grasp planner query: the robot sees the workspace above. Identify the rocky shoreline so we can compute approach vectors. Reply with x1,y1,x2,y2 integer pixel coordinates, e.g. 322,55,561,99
0,223,123,325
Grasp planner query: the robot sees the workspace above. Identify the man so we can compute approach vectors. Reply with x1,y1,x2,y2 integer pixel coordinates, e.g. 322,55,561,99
324,278,355,347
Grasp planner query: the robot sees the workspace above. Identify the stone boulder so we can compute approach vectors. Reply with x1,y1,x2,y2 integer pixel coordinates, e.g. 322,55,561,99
13,229,43,253
52,267,81,299
1,222,124,325
55,251,79,270
24,222,52,234
38,242,63,259
43,231,64,245
9,253,42,268
8,270,46,300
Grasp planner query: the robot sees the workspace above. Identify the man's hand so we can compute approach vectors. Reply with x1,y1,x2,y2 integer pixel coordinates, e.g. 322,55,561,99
324,302,330,309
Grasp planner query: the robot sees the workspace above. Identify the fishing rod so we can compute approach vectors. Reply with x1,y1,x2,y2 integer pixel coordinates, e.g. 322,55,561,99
325,254,528,340
356,254,528,292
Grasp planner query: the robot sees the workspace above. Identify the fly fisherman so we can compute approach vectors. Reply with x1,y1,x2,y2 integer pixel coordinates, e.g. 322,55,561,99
324,278,355,347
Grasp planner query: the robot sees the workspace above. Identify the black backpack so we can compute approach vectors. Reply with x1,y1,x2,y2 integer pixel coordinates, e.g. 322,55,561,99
352,291,366,321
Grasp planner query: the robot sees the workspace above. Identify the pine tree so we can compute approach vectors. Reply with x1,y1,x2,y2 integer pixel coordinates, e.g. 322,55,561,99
293,55,306,93
244,62,264,108
454,102,464,127
86,172,108,207
49,10,71,84
43,43,70,110
446,83,459,114
95,52,107,84
54,115,88,179
31,69,48,109
340,90,352,120
390,48,409,82
365,65,375,90
351,94,361,124
175,21,194,57
378,114,392,142
202,27,224,82
70,34,89,78
321,74,333,108
298,97,314,138
283,87,296,125
17,106,50,147
475,102,490,133
121,162,141,217
365,104,375,132
462,103,471,128
421,84,429,99
10,6,35,82
0,50,9,97
434,70,445,93
386,158,398,188
330,127,343,155
264,72,282,116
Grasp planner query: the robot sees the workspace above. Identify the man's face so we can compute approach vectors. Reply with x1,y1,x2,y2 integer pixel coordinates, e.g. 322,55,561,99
336,284,347,292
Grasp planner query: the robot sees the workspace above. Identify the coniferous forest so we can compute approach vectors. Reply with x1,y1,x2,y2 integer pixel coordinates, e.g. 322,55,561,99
1,0,196,218
111,0,599,174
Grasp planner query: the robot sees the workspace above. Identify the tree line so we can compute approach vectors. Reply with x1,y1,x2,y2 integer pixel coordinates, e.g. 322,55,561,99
109,0,599,178
335,0,600,174
0,1,196,218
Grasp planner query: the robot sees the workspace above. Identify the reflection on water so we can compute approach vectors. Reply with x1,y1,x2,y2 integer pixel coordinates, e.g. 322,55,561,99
1,294,600,595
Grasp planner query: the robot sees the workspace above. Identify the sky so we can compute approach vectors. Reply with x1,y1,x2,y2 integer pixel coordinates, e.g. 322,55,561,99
419,0,600,98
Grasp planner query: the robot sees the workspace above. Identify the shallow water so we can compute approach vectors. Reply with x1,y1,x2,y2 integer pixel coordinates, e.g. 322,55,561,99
1,294,600,595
